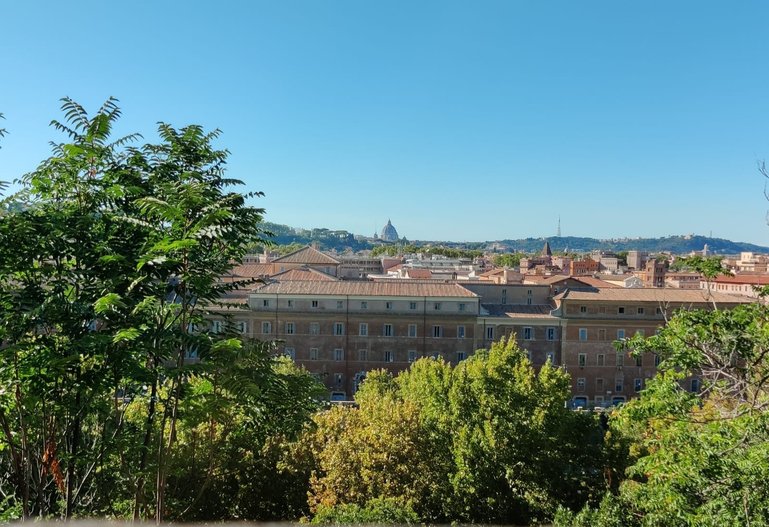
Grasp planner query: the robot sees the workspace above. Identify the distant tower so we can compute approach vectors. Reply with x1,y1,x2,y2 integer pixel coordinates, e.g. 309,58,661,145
557,216,561,237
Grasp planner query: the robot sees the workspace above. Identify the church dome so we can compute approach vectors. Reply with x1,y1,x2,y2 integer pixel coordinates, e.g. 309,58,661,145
380,219,399,242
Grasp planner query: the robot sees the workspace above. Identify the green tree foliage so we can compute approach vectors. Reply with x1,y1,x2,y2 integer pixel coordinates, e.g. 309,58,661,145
492,252,524,268
311,497,420,525
0,99,325,521
293,338,606,525
560,301,769,526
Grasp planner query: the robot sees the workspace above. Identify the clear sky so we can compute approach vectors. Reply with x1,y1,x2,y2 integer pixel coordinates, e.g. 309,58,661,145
2,1,769,245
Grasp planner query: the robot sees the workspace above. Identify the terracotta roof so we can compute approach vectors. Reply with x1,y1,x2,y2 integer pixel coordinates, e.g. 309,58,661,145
554,288,751,304
405,268,433,279
251,280,478,298
226,263,273,279
566,276,620,288
481,304,556,319
270,267,339,281
711,274,769,285
272,246,341,265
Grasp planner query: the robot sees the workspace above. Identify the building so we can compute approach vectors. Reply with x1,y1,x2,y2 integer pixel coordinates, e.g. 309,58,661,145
212,264,753,406
379,219,399,242
554,288,750,408
701,273,769,298
242,280,479,398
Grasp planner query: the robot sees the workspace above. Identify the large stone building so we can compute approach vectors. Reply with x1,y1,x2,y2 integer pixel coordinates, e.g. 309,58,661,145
554,288,749,407
243,280,479,399
214,246,753,406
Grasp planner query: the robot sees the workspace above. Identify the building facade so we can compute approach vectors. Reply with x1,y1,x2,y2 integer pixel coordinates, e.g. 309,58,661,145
214,270,752,405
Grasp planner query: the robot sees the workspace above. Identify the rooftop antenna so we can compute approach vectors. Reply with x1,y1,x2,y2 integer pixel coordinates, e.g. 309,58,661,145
557,216,561,237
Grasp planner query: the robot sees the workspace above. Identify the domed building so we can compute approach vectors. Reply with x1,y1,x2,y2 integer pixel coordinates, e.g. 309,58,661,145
380,219,399,242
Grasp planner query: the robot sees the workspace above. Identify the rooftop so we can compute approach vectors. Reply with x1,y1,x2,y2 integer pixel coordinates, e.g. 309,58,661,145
251,280,478,298
554,288,751,304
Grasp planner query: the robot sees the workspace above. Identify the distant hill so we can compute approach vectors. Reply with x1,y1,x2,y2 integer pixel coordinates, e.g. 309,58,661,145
257,221,769,255
492,235,769,255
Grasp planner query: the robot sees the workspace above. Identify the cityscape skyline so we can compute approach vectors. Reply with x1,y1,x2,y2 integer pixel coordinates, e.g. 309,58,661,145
2,2,769,245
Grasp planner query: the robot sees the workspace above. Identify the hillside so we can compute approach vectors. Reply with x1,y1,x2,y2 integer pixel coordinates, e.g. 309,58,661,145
258,222,769,255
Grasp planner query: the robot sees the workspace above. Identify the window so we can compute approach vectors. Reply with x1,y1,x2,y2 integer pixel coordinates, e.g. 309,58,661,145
597,353,605,366
457,325,466,339
262,299,270,307
408,324,417,337
579,328,588,341
546,351,556,364
599,306,607,314
617,329,625,339
237,321,248,334
634,378,643,392
527,289,532,296
635,329,645,337
523,327,533,340
691,378,701,392
337,300,344,309
408,350,417,363
527,298,532,305
310,348,319,361
459,303,466,312
287,299,294,308
386,301,393,310
577,377,586,392
486,326,494,340
434,302,441,311
310,323,320,335
502,289,507,304
654,354,661,367
334,348,344,361
409,301,417,310
618,306,625,314
359,323,368,336
637,307,645,315
311,300,319,308
598,328,606,341
383,324,393,337
433,325,442,338
285,322,295,335
361,301,368,309
547,327,556,340
384,350,394,363
616,352,625,367
262,321,272,334
580,305,587,313
285,347,295,360
212,320,223,334
615,377,624,392
358,349,367,361
578,353,587,367
334,322,344,336
656,307,663,315
596,377,605,393
457,351,466,361
635,354,643,367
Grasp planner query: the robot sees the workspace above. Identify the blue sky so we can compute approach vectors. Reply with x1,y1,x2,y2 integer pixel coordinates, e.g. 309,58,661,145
2,1,769,245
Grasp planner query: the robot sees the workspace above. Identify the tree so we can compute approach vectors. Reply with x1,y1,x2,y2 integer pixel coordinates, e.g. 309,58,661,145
492,252,524,268
560,300,769,526
0,99,314,522
294,338,606,525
